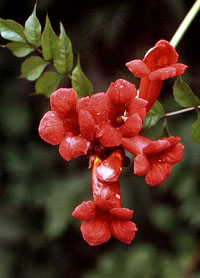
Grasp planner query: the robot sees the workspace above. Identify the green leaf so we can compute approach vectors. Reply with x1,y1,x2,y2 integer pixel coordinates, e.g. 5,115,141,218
6,42,34,57
35,71,62,96
173,77,200,107
72,55,93,97
142,100,164,129
191,111,200,144
54,22,73,74
41,15,60,61
157,118,170,139
0,19,26,42
24,4,41,47
21,56,49,81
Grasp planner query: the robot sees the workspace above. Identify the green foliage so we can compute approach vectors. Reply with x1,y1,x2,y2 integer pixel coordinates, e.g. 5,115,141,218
143,100,164,129
35,71,62,96
54,22,73,74
6,42,34,57
41,15,60,61
24,4,41,47
191,111,200,144
72,55,93,97
0,8,94,98
21,56,49,81
173,77,200,107
0,19,26,42
157,118,170,138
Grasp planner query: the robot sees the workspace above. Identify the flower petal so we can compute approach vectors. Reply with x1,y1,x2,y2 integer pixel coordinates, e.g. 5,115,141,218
149,67,176,81
106,79,137,104
170,63,188,75
89,92,110,125
120,113,142,137
121,136,150,156
111,220,137,244
81,217,111,246
96,123,122,147
144,40,178,70
94,196,120,211
76,96,90,113
143,139,171,155
110,208,133,220
72,201,96,220
128,97,147,120
164,136,180,145
126,59,150,77
96,149,123,183
50,88,77,116
79,110,95,141
134,154,149,176
145,161,171,186
59,135,88,161
161,143,184,164
38,111,65,145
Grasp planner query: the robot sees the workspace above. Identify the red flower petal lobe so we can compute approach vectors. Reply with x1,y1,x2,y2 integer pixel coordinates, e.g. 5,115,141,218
96,149,123,183
106,79,137,104
170,63,188,75
50,88,77,116
89,92,110,125
128,97,147,120
149,67,176,81
96,123,122,147
110,207,133,220
145,161,171,186
161,143,184,164
79,110,95,141
144,40,178,70
126,59,150,77
143,139,171,155
120,113,142,137
81,217,111,246
59,135,88,161
72,201,96,220
38,111,65,145
111,220,137,244
134,153,149,176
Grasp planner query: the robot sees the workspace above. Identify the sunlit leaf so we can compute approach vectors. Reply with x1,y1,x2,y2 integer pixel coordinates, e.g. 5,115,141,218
6,42,34,57
173,77,200,107
142,100,164,129
191,111,200,144
21,56,49,81
54,22,73,74
41,15,60,61
35,71,62,96
0,19,26,42
72,55,93,97
24,4,41,47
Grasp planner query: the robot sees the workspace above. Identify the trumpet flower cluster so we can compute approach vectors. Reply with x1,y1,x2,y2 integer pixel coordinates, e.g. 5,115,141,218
39,40,187,246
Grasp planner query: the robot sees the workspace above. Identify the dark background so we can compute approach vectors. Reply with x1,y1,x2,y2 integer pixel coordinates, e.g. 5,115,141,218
0,0,200,277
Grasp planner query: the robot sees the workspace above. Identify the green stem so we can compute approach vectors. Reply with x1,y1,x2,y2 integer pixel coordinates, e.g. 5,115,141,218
170,0,200,48
161,105,200,118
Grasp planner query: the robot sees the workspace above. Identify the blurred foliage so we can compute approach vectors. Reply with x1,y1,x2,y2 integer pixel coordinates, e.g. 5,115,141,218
0,0,200,277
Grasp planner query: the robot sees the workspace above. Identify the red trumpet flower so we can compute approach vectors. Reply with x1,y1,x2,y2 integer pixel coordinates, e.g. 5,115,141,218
96,79,147,147
72,150,137,246
126,40,187,112
38,88,95,161
122,135,184,186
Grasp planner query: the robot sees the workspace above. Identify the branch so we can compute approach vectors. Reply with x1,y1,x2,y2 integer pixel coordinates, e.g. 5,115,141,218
161,105,200,118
